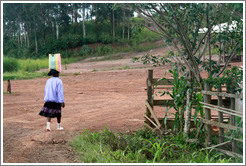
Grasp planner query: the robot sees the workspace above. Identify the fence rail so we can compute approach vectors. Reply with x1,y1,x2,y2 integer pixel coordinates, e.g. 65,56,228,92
145,69,243,159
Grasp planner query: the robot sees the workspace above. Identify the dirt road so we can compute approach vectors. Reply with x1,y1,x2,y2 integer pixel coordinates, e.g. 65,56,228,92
3,47,171,163
3,46,243,163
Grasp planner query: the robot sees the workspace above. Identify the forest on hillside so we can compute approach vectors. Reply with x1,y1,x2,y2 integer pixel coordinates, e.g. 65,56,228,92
3,3,243,60
3,3,161,58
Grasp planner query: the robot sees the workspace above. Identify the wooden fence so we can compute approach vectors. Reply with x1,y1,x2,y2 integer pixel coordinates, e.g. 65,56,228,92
144,69,243,158
201,86,243,158
145,69,174,131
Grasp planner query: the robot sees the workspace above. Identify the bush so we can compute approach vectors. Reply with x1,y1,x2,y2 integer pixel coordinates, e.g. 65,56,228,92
79,45,92,56
99,33,114,44
101,45,113,54
3,56,20,73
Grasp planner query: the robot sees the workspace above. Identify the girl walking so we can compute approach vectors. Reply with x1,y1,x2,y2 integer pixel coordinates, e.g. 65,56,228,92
39,69,65,131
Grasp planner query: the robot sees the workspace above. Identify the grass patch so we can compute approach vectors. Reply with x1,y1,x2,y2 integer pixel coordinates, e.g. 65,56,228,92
73,72,80,76
71,127,241,163
88,55,123,62
3,71,48,81
3,41,165,80
62,56,88,64
3,92,16,95
92,68,98,72
102,66,147,71
18,58,48,72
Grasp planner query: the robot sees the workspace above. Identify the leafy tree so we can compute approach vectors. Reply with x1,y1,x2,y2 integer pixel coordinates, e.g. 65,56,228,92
130,3,243,136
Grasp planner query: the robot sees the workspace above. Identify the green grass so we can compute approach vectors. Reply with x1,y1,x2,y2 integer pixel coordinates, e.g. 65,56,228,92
88,55,123,62
18,58,48,72
3,71,48,81
101,66,147,71
71,127,241,163
3,40,165,80
3,92,16,95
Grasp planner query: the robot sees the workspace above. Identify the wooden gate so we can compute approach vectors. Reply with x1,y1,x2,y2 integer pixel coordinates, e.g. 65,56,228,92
144,69,243,158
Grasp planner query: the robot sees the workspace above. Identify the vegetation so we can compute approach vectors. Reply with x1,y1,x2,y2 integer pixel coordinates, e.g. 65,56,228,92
71,127,241,163
3,3,162,80
3,3,161,59
3,2,243,163
132,3,243,136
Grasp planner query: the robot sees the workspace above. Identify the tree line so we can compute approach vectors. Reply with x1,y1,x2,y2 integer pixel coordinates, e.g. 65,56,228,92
3,3,136,57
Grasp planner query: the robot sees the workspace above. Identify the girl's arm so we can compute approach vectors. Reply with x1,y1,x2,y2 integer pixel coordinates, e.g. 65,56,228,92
57,80,65,104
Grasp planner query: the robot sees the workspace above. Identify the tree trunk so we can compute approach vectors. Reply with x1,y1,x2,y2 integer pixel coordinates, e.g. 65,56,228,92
94,4,98,40
127,20,130,41
74,5,77,34
27,24,29,48
18,28,20,47
24,29,27,47
122,9,126,40
35,26,38,55
82,5,86,38
204,82,212,145
184,72,194,136
56,23,59,40
207,4,212,77
42,7,46,46
112,9,115,39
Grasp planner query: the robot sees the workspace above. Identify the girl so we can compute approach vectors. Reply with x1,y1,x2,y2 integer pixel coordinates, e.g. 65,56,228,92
39,69,65,131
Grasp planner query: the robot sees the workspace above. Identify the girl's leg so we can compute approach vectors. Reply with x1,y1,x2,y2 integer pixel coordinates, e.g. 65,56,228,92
57,117,63,130
46,117,51,131
57,117,61,123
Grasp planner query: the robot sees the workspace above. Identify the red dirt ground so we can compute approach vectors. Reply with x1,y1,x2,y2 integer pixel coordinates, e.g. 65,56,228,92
2,46,243,163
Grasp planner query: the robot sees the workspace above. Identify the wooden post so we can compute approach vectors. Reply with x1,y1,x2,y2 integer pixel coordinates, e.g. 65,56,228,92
218,85,224,146
230,86,237,153
146,69,153,123
7,79,11,94
204,82,212,145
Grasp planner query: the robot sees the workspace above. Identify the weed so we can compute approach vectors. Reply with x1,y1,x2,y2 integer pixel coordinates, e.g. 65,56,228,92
73,72,80,76
71,127,239,163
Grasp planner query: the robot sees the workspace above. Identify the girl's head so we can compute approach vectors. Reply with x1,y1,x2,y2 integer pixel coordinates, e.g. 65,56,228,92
48,69,59,77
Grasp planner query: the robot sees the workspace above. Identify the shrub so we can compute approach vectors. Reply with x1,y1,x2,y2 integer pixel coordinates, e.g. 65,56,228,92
101,45,113,54
3,56,20,73
99,33,114,44
79,45,92,56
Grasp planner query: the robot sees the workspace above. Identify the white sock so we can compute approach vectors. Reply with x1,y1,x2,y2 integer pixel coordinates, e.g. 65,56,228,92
57,123,61,128
47,122,51,129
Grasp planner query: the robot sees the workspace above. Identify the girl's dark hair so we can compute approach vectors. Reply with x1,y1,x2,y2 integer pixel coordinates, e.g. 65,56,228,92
48,69,59,76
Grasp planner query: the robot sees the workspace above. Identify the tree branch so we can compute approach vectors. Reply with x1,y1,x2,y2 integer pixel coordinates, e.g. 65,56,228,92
220,4,243,19
214,42,240,77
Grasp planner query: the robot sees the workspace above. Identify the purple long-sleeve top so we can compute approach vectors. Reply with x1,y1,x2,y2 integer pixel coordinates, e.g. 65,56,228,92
44,77,64,103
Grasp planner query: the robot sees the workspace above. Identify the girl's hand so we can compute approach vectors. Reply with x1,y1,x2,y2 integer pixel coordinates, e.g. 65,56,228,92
61,103,65,108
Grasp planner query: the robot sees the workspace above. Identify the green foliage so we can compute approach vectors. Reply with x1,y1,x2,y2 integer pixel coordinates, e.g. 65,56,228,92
131,27,161,45
3,71,48,81
132,53,171,66
3,56,20,72
18,58,48,72
208,65,243,93
3,3,159,59
159,63,189,132
71,127,240,163
221,66,243,93
79,45,92,56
